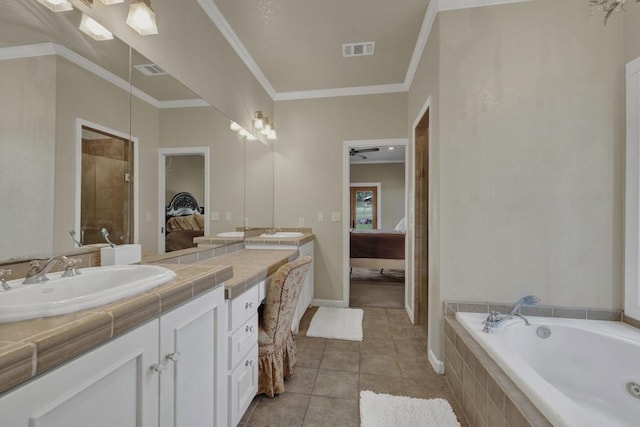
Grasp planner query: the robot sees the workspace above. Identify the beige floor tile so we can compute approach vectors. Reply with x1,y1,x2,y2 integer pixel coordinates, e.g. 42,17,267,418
403,375,454,399
362,324,394,339
359,338,396,355
359,373,406,395
324,339,360,352
297,345,323,369
394,339,429,360
320,350,360,372
359,352,401,377
296,336,327,351
285,367,318,394
302,395,358,427
386,308,413,325
246,393,310,427
312,369,359,400
398,358,437,379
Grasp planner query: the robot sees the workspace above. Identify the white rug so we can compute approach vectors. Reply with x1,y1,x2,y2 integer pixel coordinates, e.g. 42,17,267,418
306,307,363,341
360,391,461,427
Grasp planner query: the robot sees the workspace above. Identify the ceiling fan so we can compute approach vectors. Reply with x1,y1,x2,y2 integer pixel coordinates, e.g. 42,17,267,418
349,147,379,159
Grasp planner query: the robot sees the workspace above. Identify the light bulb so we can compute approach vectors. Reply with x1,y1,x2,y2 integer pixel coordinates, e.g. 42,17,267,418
79,14,114,41
36,0,73,12
230,121,241,132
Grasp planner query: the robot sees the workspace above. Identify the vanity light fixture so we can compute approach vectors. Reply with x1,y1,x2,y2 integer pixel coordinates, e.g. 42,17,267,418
253,111,265,130
126,0,158,36
79,14,114,40
230,121,242,132
36,0,73,12
260,118,272,136
246,134,258,141
238,128,251,138
100,0,125,4
267,128,277,140
388,146,395,151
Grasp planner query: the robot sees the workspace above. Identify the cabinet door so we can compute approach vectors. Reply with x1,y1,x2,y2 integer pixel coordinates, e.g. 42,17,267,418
228,345,258,427
0,320,159,427
159,286,226,427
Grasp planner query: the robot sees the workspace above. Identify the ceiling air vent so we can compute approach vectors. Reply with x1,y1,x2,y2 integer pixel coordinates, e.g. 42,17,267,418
134,63,167,76
342,41,375,58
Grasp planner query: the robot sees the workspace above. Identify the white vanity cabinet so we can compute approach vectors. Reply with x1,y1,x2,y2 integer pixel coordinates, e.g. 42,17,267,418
226,284,260,427
0,286,227,427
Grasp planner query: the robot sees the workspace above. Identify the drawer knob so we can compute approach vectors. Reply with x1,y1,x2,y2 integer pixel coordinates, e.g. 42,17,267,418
245,302,254,309
151,362,166,374
245,359,254,367
166,352,181,363
245,325,254,333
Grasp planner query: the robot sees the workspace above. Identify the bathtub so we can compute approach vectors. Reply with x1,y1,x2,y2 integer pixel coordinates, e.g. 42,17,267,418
455,312,640,427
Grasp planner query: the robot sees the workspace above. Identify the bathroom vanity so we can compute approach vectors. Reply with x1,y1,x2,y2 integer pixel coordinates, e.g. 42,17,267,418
0,246,304,427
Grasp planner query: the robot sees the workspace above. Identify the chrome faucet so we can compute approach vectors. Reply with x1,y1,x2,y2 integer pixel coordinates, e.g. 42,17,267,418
23,256,82,284
482,295,541,333
0,269,12,292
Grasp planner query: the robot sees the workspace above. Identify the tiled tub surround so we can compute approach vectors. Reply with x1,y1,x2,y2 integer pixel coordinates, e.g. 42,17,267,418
444,316,551,427
443,302,633,427
0,248,298,396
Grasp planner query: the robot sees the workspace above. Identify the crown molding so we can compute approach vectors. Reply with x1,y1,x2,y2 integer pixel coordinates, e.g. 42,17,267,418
275,83,407,101
0,43,205,109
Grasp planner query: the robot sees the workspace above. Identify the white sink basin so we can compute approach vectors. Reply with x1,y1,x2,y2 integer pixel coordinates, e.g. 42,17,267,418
259,232,305,238
216,231,244,238
0,265,176,323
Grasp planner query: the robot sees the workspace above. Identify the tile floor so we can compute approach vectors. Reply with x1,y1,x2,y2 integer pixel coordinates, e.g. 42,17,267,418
240,306,468,426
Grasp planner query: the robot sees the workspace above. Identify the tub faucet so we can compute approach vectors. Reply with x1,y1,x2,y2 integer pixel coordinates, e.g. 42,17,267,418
23,256,81,284
482,295,541,333
0,269,12,292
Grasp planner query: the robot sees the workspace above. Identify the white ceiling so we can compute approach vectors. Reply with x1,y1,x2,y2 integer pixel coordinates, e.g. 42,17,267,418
350,145,406,164
209,0,430,96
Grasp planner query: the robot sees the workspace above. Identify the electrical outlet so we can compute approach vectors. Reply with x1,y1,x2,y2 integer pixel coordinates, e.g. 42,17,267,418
225,212,231,221
211,211,220,221
331,212,341,222
318,212,324,222
298,217,305,227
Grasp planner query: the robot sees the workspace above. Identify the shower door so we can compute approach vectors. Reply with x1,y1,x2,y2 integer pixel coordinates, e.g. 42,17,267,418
80,126,134,245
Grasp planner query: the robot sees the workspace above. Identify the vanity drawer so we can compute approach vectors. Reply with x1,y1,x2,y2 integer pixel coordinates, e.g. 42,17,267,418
229,285,259,332
229,314,258,370
228,344,258,427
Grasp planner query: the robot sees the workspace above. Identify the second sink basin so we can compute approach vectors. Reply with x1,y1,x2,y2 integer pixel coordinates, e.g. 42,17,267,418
259,232,305,238
0,265,177,323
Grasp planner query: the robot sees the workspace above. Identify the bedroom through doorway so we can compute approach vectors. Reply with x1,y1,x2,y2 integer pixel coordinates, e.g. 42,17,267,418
343,139,408,310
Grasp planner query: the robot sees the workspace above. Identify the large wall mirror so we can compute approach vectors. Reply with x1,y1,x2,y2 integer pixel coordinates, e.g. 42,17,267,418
1,1,274,263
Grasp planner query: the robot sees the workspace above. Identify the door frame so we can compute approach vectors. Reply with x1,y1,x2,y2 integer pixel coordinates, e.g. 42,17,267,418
74,118,140,245
158,147,210,254
349,183,381,229
342,138,408,309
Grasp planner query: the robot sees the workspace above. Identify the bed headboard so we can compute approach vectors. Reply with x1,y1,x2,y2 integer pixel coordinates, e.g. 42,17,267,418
166,192,203,218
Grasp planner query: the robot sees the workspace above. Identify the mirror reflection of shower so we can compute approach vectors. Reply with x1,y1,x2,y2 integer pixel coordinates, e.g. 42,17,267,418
80,126,133,245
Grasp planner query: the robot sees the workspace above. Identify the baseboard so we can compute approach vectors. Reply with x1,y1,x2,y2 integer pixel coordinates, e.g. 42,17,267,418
312,299,347,308
428,347,445,374
404,303,415,324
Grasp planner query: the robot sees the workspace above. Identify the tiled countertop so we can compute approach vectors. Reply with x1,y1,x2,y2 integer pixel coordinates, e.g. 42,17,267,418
198,249,299,299
0,248,298,396
244,233,315,247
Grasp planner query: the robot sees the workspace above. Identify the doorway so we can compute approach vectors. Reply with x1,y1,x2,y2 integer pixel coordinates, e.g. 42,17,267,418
342,139,408,310
414,108,429,336
75,119,139,247
158,147,210,254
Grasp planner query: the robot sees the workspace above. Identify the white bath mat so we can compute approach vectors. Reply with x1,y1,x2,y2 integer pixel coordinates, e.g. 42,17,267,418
306,307,363,341
360,391,461,427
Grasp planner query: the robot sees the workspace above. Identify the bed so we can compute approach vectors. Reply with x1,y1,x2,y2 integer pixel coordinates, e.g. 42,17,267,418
165,192,205,252
349,229,405,271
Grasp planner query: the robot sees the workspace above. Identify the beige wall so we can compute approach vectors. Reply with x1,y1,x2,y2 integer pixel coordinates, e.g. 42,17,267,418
274,93,408,301
625,6,640,62
165,155,205,206
0,56,56,260
245,140,275,229
350,163,406,230
409,0,625,359
159,107,245,235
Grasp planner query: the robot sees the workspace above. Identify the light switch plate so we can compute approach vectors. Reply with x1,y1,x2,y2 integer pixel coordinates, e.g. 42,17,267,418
318,212,324,222
331,212,341,222
225,212,231,221
298,217,305,227
211,211,220,221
